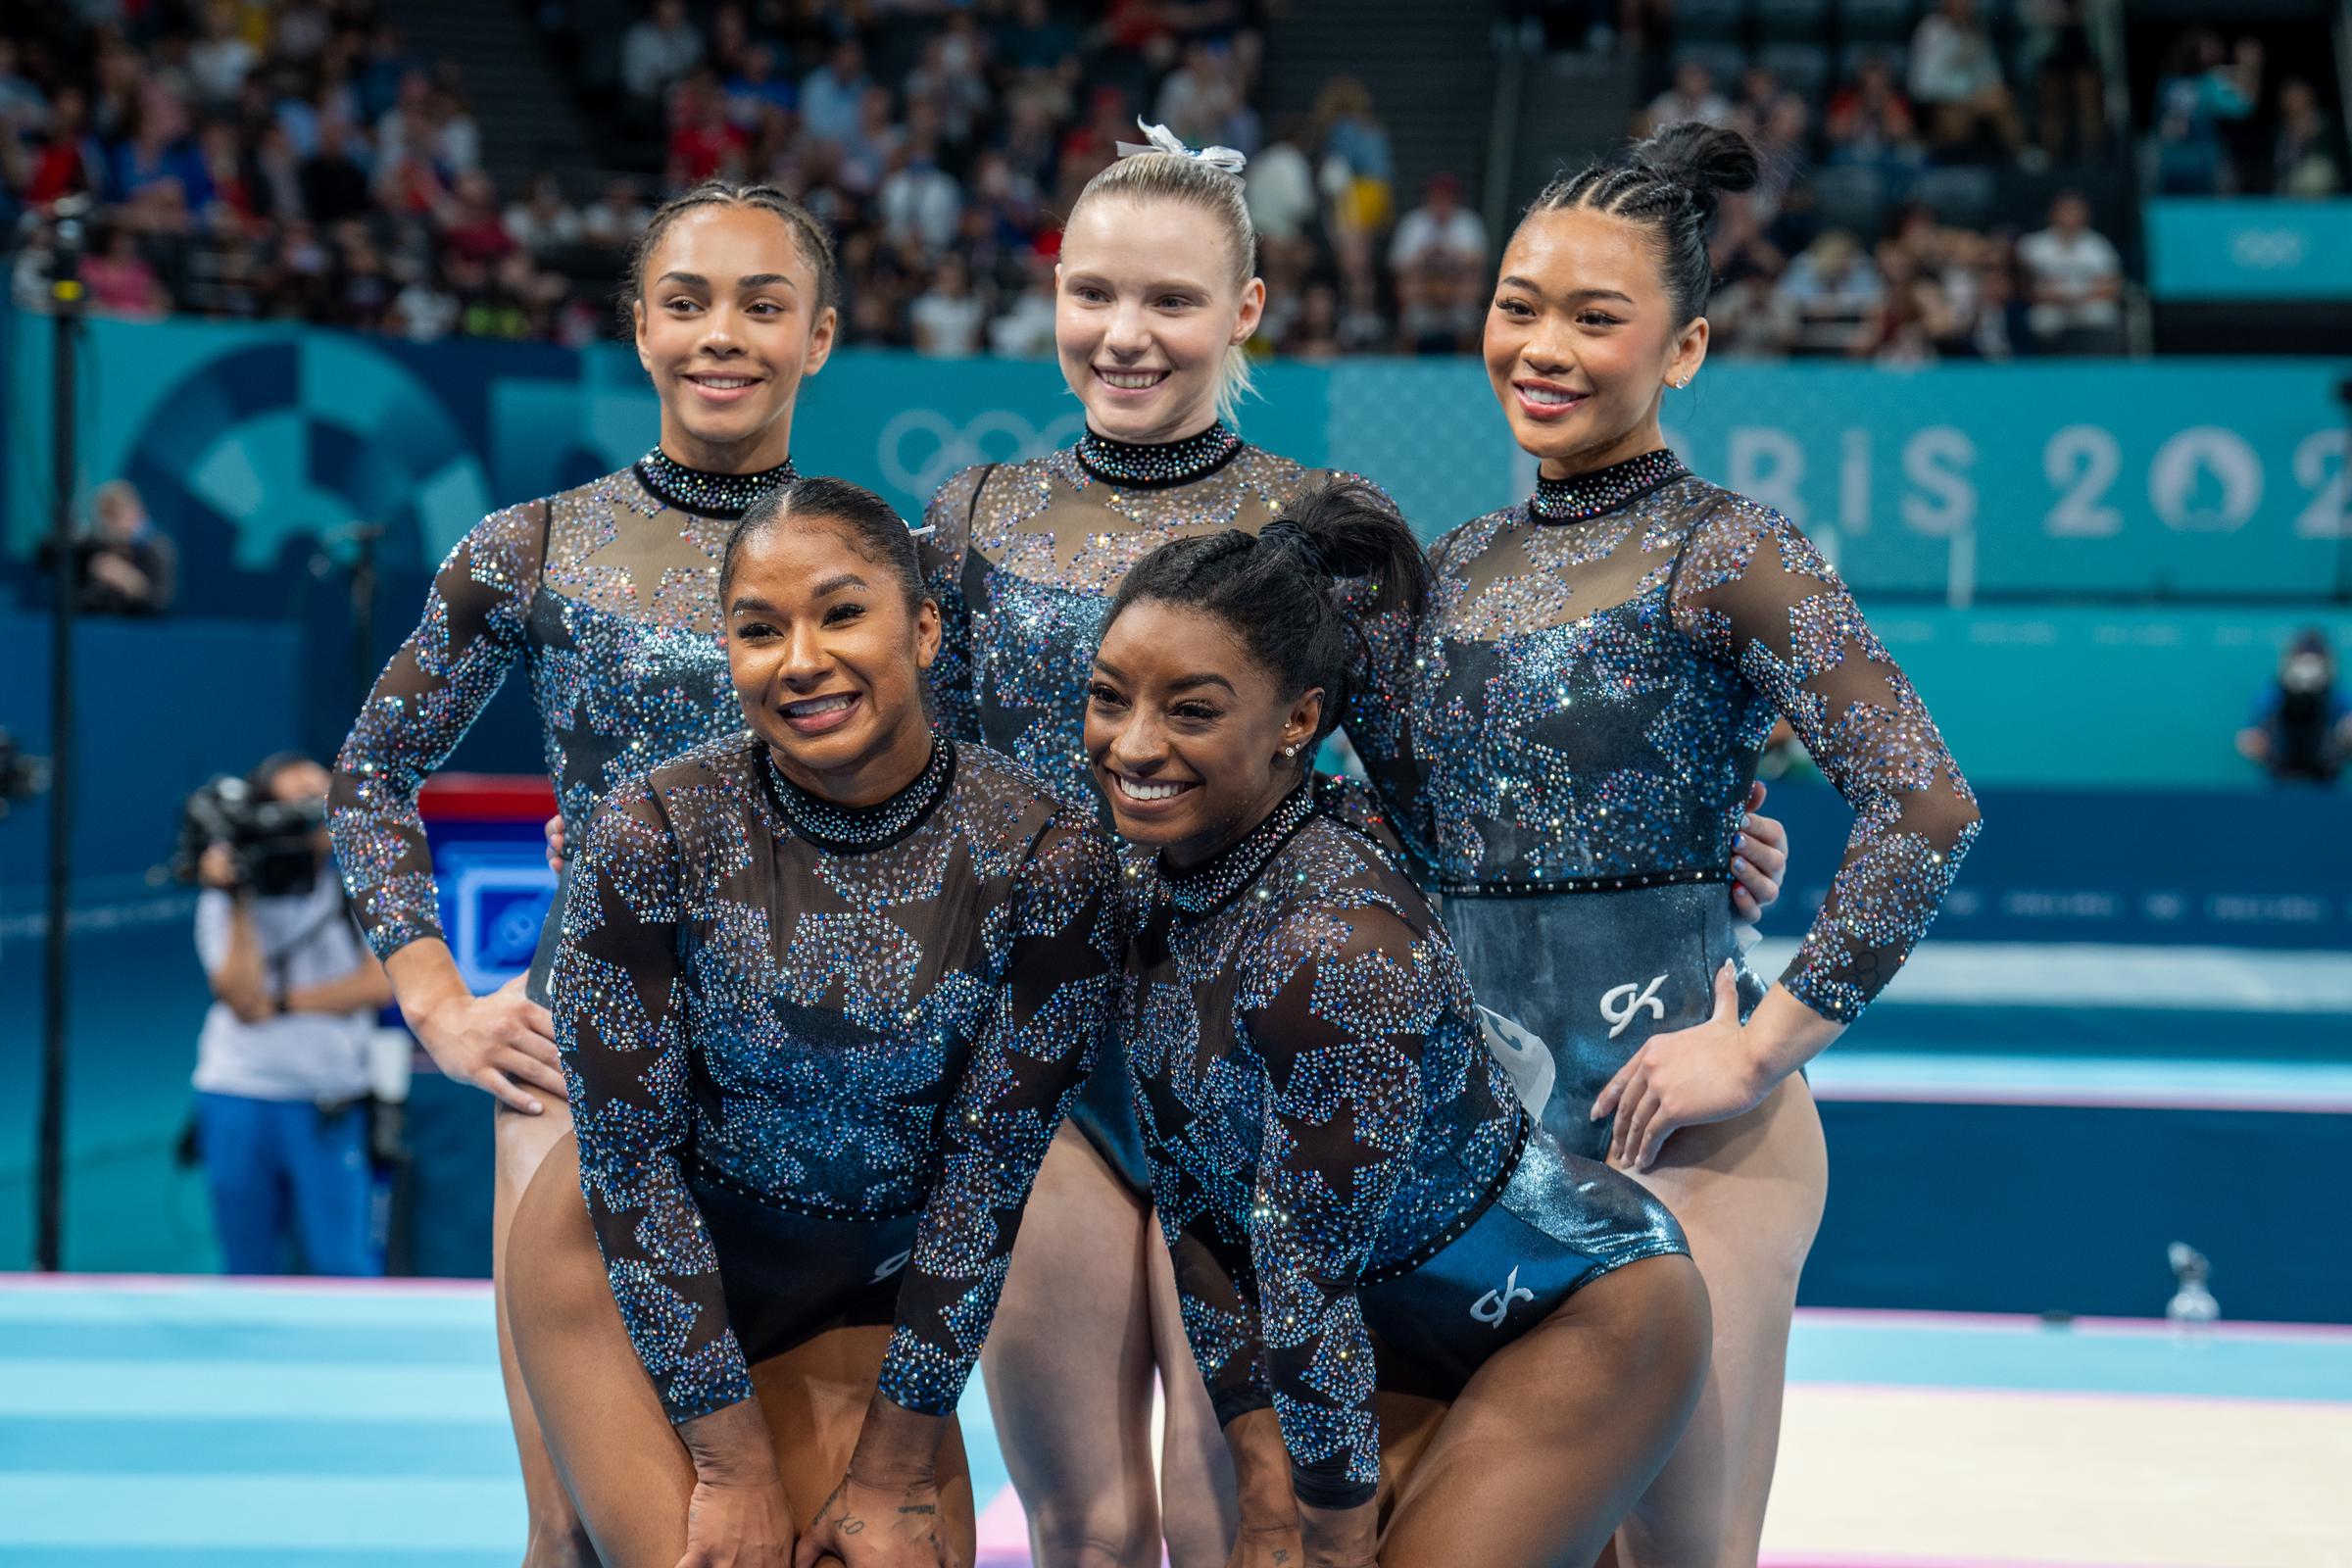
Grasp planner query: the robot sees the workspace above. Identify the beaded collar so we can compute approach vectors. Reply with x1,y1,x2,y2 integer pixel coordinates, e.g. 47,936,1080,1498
1162,779,1319,919
1075,421,1246,489
635,448,798,520
762,736,955,854
1529,449,1689,524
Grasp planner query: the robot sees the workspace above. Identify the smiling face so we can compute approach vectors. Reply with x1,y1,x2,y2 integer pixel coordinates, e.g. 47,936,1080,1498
635,203,837,473
1085,600,1319,867
724,517,941,807
1055,195,1264,444
1484,206,1707,479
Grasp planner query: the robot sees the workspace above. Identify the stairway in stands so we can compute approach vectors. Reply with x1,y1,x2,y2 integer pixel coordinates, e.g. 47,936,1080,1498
383,0,607,199
1256,0,1503,213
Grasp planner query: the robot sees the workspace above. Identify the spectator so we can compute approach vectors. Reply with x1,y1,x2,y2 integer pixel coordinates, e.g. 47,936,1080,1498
988,254,1057,359
1314,76,1395,236
437,169,516,267
1909,0,2027,161
1248,123,1319,244
2017,189,2123,354
1705,193,1790,356
297,116,372,224
621,0,704,113
1827,57,1925,174
997,0,1079,74
505,173,581,255
1780,229,1885,357
2152,29,2259,195
1642,61,1734,135
2275,77,2347,197
910,249,987,358
665,72,748,188
2238,631,2351,784
189,753,389,1278
187,0,261,112
1155,41,1258,156
1280,278,1345,362
68,480,178,613
2025,0,2106,162
800,39,872,148
580,175,653,249
878,134,962,256
723,43,796,135
81,225,171,319
1391,172,1486,278
1745,94,1811,226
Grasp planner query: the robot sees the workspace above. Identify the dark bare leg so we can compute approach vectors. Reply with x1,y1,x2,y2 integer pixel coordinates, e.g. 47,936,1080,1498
977,1123,1162,1567
1377,1254,1711,1568
505,1135,975,1568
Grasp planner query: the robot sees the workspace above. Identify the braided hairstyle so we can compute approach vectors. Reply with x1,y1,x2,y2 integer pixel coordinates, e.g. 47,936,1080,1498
721,476,926,612
1522,122,1761,326
621,179,841,331
1104,480,1426,767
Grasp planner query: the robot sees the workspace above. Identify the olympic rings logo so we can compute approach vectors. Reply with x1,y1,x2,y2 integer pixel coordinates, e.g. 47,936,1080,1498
2228,228,2307,271
876,408,1088,497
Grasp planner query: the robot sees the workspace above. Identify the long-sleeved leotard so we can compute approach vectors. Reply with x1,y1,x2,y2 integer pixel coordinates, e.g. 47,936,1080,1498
553,732,1118,1423
328,452,794,960
918,423,1396,1186
1345,450,1982,1150
1127,779,1683,1509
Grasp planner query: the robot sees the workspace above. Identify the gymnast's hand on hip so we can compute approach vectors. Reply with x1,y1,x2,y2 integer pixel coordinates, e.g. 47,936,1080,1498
1592,962,1772,1173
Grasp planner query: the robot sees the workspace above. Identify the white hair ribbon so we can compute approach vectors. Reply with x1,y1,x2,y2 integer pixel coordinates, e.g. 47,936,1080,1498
1113,118,1248,177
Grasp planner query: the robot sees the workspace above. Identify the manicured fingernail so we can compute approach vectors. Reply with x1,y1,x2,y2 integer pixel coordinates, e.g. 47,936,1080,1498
1733,831,1745,850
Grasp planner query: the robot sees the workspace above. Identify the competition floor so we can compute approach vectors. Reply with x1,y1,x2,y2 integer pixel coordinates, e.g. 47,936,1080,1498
2,1275,2346,1568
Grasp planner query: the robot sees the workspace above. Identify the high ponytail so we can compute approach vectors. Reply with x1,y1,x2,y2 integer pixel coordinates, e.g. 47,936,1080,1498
1105,479,1426,763
1521,122,1761,325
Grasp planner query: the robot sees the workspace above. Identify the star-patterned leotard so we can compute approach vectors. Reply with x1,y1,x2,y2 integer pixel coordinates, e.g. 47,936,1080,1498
554,731,1119,1422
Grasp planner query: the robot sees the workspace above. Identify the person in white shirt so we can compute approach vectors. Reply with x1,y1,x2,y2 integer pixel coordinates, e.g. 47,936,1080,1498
1390,172,1488,275
621,0,704,110
1910,0,2027,156
2017,189,2123,350
1643,61,1734,134
190,755,391,1276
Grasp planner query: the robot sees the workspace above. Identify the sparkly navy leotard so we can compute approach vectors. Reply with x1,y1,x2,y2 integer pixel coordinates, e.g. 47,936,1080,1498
328,451,793,975
921,423,1385,1189
553,732,1118,1422
1127,780,1685,1510
1346,450,1982,1158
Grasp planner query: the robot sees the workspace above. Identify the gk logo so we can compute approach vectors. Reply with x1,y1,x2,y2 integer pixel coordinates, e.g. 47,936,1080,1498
871,1249,912,1285
1599,974,1670,1040
1471,1265,1535,1328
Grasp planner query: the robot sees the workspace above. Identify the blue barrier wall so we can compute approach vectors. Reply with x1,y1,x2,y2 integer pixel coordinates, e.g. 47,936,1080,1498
7,313,2348,606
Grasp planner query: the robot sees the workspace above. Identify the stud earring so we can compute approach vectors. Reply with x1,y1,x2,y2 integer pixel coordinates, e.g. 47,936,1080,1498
1283,743,1300,758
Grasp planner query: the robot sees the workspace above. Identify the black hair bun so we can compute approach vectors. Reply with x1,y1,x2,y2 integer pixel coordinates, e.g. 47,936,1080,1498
1627,122,1760,218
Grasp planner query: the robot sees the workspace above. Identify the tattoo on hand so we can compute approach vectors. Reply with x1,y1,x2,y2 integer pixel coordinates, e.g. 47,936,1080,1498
840,1518,864,1535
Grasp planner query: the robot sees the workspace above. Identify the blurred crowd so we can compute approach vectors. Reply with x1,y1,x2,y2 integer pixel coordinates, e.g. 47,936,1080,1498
0,0,2342,362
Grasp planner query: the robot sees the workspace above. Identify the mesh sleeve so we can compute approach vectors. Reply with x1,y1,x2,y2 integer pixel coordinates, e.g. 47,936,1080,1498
1672,501,1982,1021
328,504,543,958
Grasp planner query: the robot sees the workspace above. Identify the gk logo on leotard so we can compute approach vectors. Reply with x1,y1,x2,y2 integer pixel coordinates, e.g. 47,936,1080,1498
1470,1265,1535,1328
1600,974,1670,1040
871,1250,912,1284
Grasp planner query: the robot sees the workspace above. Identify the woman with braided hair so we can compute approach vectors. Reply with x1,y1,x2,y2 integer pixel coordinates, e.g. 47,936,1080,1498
1094,480,1709,1567
1344,122,1984,1564
329,179,840,1565
921,122,1788,1568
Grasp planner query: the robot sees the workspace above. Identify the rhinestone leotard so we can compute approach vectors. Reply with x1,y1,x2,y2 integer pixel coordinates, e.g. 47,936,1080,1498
919,425,1395,1187
329,454,795,959
1126,779,1681,1509
554,733,1118,1423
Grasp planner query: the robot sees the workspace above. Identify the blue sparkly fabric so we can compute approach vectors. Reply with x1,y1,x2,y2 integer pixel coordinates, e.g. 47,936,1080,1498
1127,781,1675,1508
919,435,1396,1189
920,435,1389,815
331,461,786,959
1346,453,1982,1026
554,733,1118,1424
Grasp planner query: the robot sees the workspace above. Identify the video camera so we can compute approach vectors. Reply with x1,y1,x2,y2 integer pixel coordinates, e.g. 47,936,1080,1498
172,774,326,897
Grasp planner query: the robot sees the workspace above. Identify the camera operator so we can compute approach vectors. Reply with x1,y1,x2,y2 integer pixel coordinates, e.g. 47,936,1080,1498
190,752,390,1276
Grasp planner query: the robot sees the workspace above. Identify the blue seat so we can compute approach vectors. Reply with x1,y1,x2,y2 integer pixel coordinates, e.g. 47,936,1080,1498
1838,0,1917,43
1757,0,1832,41
1675,0,1750,42
1912,165,1997,227
1757,41,1833,101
